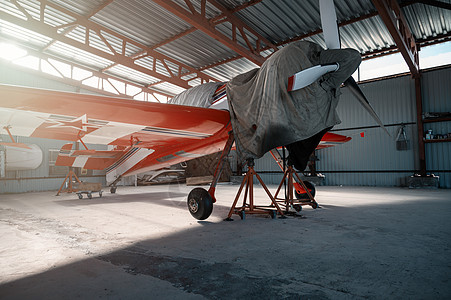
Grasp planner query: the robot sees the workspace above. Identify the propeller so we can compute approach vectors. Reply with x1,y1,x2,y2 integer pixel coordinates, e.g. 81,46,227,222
289,0,389,136
344,76,390,136
287,0,342,91
319,0,340,50
320,0,389,136
287,63,339,91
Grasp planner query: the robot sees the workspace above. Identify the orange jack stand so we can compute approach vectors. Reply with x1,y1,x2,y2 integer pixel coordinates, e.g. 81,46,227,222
273,165,318,212
225,159,285,220
56,169,81,196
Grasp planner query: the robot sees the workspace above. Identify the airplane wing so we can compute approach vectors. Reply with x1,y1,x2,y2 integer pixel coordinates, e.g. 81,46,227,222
0,84,232,183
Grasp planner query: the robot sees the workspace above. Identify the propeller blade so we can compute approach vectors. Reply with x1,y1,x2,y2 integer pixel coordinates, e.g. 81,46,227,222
344,77,391,136
319,0,340,49
319,0,388,136
288,63,339,91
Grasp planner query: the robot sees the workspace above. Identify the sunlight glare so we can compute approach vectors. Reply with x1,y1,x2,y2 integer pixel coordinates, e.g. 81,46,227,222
0,43,27,61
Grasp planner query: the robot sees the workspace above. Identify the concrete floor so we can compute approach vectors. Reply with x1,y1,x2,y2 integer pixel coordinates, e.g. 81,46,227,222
0,183,450,299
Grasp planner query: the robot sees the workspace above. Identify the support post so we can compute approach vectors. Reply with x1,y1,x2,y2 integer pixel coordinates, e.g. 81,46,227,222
372,0,420,77
273,165,318,212
225,158,285,220
3,126,16,143
56,167,82,196
415,75,426,176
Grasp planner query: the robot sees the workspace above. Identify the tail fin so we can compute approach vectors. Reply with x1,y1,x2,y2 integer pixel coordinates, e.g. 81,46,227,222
56,143,125,170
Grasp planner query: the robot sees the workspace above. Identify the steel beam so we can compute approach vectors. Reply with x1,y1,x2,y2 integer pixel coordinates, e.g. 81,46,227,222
372,0,420,77
102,0,263,72
2,0,218,89
41,0,114,51
195,9,383,76
152,0,278,66
195,1,428,75
403,0,451,10
0,35,173,100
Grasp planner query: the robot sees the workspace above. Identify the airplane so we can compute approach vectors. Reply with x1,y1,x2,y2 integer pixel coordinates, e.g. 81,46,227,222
0,0,385,220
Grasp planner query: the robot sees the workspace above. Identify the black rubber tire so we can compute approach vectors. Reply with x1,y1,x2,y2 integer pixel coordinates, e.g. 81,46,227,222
187,188,213,220
270,210,277,219
295,181,316,200
110,186,117,194
293,204,302,212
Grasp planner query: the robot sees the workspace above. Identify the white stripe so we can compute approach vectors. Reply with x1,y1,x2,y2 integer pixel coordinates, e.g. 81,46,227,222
73,156,89,168
82,122,145,145
0,108,49,137
106,148,154,184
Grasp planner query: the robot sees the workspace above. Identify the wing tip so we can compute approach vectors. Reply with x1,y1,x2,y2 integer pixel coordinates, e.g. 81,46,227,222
287,75,294,92
61,143,73,151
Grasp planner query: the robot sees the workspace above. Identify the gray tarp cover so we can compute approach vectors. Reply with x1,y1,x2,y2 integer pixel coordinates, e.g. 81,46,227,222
169,82,224,107
226,41,361,160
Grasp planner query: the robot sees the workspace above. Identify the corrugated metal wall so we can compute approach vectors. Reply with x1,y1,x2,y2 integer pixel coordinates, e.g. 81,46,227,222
422,67,451,188
252,66,450,188
318,72,418,187
0,135,106,193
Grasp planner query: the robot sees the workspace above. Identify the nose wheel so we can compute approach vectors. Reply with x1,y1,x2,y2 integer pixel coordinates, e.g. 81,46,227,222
187,188,213,220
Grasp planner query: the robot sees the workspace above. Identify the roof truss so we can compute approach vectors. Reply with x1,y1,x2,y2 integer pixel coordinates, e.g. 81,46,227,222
1,0,450,95
1,0,219,90
151,0,278,66
372,0,420,77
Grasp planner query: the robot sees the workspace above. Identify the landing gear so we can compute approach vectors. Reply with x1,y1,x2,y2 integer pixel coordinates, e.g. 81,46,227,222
109,176,122,194
295,181,316,199
187,188,213,220
187,132,235,220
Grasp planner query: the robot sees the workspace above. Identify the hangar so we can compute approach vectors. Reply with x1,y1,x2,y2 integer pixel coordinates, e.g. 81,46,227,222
1,0,450,298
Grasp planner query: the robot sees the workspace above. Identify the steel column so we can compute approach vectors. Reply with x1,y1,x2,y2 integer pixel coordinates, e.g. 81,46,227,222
415,75,426,176
372,0,420,77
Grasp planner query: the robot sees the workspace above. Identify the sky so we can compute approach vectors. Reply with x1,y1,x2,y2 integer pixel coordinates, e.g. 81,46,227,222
356,41,451,81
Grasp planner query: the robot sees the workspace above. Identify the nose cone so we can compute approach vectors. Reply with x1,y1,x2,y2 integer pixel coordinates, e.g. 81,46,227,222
4,144,43,171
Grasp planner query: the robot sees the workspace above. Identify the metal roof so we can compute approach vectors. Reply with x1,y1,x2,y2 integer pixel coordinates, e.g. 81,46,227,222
0,0,450,99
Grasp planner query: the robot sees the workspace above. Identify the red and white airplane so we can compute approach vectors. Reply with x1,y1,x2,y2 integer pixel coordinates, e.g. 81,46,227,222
0,83,352,217
0,0,384,220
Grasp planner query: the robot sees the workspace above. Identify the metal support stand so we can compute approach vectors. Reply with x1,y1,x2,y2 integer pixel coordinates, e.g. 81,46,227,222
273,165,318,212
56,168,81,196
225,158,285,220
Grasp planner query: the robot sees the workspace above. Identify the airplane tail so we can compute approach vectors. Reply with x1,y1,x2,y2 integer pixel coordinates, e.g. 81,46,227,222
55,143,125,170
56,143,156,185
